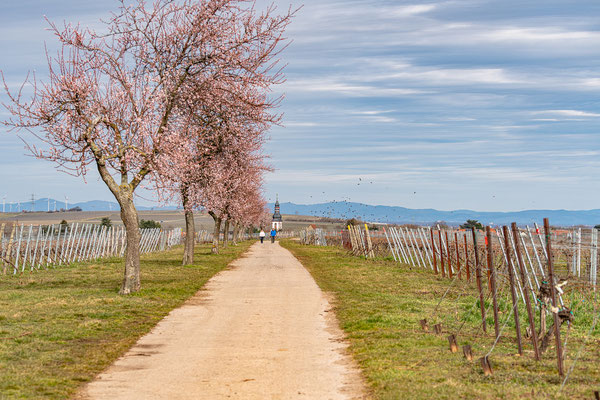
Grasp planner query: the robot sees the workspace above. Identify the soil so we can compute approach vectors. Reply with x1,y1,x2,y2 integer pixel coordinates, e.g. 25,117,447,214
80,241,368,399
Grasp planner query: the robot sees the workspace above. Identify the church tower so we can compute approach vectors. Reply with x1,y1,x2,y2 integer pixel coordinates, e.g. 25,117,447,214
272,195,283,231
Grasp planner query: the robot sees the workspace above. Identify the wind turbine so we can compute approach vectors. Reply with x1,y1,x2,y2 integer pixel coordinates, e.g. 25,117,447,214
65,196,69,211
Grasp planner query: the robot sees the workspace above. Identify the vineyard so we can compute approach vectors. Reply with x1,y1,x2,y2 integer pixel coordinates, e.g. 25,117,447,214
0,223,186,274
299,220,600,394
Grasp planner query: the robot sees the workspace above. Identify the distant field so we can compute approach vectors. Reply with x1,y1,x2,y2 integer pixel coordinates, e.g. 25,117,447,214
0,210,346,232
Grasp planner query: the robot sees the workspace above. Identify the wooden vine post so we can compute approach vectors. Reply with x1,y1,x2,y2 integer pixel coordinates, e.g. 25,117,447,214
486,226,500,338
431,229,438,274
463,233,470,281
438,230,445,278
502,225,523,356
445,231,452,278
455,232,461,279
472,227,487,333
543,218,564,377
511,222,540,360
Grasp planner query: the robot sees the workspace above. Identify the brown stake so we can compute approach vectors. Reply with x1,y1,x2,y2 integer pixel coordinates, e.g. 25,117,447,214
434,323,442,335
594,390,599,400
447,334,458,353
480,356,493,376
486,226,500,338
446,231,452,278
502,226,523,356
464,233,470,281
462,345,473,361
472,227,487,333
438,230,445,278
544,218,564,377
455,232,461,279
431,229,438,274
511,222,541,361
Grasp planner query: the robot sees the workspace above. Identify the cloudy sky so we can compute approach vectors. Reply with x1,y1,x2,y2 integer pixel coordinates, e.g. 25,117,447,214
1,0,599,211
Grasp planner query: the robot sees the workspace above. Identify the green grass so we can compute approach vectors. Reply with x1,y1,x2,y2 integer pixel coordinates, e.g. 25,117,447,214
0,241,252,399
281,240,600,400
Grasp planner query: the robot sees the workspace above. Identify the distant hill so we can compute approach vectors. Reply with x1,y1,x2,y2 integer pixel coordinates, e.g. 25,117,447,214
3,198,178,213
268,201,600,227
6,199,599,226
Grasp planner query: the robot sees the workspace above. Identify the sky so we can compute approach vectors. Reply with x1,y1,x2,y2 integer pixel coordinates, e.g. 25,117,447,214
0,0,599,212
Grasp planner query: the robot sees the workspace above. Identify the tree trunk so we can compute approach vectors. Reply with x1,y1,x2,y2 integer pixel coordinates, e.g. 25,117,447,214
232,224,239,246
117,195,141,295
181,187,195,265
223,219,230,248
209,211,221,254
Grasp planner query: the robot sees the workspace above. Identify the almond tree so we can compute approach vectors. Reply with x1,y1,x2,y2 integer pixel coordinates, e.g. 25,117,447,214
156,94,273,262
2,0,292,293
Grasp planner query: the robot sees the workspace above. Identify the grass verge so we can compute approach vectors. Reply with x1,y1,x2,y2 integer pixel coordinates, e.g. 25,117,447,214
281,240,600,400
0,241,252,399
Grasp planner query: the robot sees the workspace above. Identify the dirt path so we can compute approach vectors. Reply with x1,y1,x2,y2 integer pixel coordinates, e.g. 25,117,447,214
81,242,367,400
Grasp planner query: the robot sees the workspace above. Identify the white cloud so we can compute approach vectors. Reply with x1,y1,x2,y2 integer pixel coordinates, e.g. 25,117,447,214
532,110,600,117
283,79,426,97
351,110,396,115
390,4,437,16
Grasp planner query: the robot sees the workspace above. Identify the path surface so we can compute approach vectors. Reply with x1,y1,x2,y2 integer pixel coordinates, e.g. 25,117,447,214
81,242,367,400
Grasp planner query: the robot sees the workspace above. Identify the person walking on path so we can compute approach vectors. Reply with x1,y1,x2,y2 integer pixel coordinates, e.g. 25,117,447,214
270,228,277,243
259,229,266,244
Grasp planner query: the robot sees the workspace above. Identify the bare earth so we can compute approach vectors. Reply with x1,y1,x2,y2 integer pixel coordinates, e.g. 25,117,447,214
80,242,367,400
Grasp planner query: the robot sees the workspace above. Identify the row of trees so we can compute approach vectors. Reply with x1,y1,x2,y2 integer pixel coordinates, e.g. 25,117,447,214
2,0,294,294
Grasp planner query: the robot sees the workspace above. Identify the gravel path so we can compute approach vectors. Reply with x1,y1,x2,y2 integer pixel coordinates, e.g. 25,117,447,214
81,241,367,400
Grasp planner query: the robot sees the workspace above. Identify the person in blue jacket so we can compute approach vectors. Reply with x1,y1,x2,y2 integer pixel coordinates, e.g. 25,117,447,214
270,228,277,243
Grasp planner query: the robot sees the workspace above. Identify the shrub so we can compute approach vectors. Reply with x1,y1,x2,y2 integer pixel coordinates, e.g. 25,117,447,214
139,219,161,229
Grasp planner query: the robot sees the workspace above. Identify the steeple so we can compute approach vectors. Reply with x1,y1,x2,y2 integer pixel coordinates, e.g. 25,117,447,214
273,194,282,221
272,194,282,230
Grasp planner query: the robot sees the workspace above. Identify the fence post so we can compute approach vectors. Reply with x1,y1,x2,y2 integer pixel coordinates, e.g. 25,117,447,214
21,225,33,272
591,228,598,289
31,226,42,270
365,224,374,258
400,228,415,266
394,228,409,264
438,230,445,277
409,228,425,267
511,223,540,360
383,227,397,262
445,231,452,278
502,226,523,356
0,223,6,274
543,218,564,377
486,226,500,338
54,224,62,267
419,228,434,269
472,227,486,333
527,226,547,278
431,229,438,274
455,232,461,279
463,233,470,281
577,227,582,278
4,225,16,274
518,232,540,290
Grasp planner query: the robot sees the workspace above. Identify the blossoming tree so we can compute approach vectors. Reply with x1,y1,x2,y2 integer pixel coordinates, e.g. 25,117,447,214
2,0,293,293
